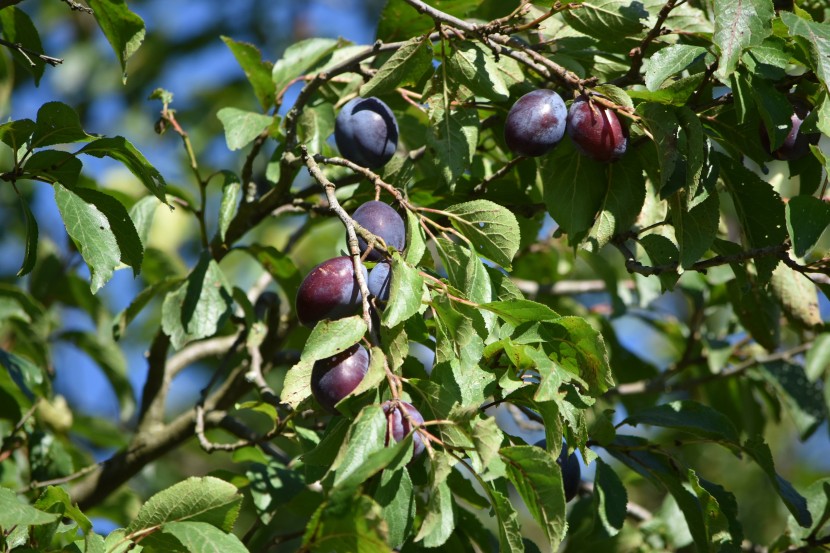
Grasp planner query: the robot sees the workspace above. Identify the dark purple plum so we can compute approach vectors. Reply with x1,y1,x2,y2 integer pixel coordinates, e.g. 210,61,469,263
761,100,820,161
295,256,368,327
311,344,369,414
535,439,581,502
567,97,628,162
504,89,567,157
351,201,406,261
367,262,391,301
382,400,425,458
335,97,399,168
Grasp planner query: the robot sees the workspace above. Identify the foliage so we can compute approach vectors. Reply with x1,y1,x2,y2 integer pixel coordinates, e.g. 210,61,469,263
0,0,829,552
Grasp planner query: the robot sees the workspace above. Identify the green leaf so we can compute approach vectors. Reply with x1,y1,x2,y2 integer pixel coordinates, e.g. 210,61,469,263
217,108,273,151
584,151,648,251
713,0,774,81
31,102,94,148
54,184,122,293
218,171,241,242
404,209,426,266
297,101,334,155
59,330,135,420
719,153,787,282
300,316,367,362
86,0,145,82
0,7,46,84
726,275,780,351
623,400,741,445
0,348,47,399
0,118,35,150
501,445,567,549
361,36,433,97
0,487,60,527
281,359,313,409
24,150,83,187
129,195,160,248
670,191,719,270
221,36,275,110
770,263,821,329
542,139,607,239
479,300,559,326
332,405,414,491
608,436,731,552
645,45,707,91
515,317,614,396
786,195,830,258
561,0,649,41
447,41,509,102
758,361,826,440
157,521,248,553
416,478,455,547
489,485,525,553
113,277,182,340
381,255,426,328
444,199,520,269
125,476,242,534
781,12,830,93
806,333,830,381
161,253,233,350
72,186,144,276
425,100,479,187
17,198,37,277
32,486,92,535
77,137,168,203
301,494,389,552
431,300,487,388
375,469,414,549
593,458,627,536
743,436,812,528
272,38,338,92
435,239,493,313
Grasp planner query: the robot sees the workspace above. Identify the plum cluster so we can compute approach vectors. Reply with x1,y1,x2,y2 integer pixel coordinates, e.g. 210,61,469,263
504,89,629,163
293,191,422,457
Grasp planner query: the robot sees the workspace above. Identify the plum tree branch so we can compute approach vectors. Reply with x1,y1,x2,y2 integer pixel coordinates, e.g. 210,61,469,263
612,237,790,276
301,147,374,336
608,341,813,397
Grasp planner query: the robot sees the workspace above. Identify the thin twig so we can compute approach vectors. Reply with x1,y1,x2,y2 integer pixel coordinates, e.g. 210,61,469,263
614,0,680,87
0,37,62,67
609,341,813,396
60,0,93,13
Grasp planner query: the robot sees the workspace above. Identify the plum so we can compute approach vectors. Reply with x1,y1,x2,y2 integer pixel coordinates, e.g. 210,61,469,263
504,89,567,157
761,100,820,161
334,97,399,168
536,439,581,502
311,344,369,414
567,97,628,162
382,400,425,458
367,261,391,301
351,201,406,261
295,256,368,327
